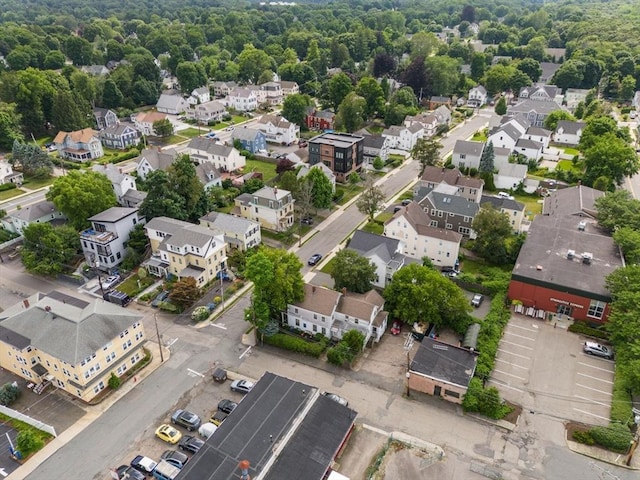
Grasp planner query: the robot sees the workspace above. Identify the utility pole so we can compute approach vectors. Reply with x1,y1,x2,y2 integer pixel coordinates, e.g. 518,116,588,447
154,313,164,363
403,333,414,397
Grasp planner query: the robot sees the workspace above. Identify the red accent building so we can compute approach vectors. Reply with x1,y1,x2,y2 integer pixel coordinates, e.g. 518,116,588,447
508,186,623,325
305,109,335,131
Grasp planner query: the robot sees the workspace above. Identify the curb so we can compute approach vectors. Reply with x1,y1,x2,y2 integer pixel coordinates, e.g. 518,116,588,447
565,432,639,470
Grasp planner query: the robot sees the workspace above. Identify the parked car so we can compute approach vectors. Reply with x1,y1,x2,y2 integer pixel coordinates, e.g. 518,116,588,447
230,379,254,394
179,435,205,454
155,424,182,444
171,409,201,431
301,216,314,225
583,341,614,359
441,267,459,278
205,132,217,139
298,140,308,147
198,422,218,439
210,410,228,426
152,290,170,307
160,450,189,469
471,294,484,308
102,274,121,290
217,399,238,414
401,199,412,206
216,270,231,281
393,206,402,213
322,392,348,407
390,321,402,335
116,465,146,480
130,455,157,476
308,253,322,266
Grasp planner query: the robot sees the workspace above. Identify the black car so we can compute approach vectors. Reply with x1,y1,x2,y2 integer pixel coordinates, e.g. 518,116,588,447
161,450,189,469
130,455,157,476
217,399,238,414
152,290,169,308
401,199,412,206
171,409,201,431
179,435,205,454
308,253,322,266
301,216,313,225
116,465,146,480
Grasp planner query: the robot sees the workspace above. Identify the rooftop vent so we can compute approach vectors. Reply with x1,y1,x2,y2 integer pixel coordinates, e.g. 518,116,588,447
536,265,543,270
582,252,593,264
578,221,586,231
567,249,575,260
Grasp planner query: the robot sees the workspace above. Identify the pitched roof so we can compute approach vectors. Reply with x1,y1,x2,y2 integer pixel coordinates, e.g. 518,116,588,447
525,126,552,137
156,93,187,110
480,194,525,212
337,289,385,321
348,230,401,263
257,114,293,129
421,190,481,217
508,98,564,115
99,123,138,137
92,163,130,184
137,148,177,170
10,200,59,222
556,120,586,135
187,137,234,156
136,111,168,123
390,202,463,243
489,123,521,142
293,284,341,316
232,127,263,141
382,125,407,136
515,138,542,149
410,337,477,388
420,166,484,189
200,212,258,235
497,163,528,178
542,185,602,218
53,128,98,144
0,291,141,365
229,87,255,98
195,163,221,184
453,140,484,156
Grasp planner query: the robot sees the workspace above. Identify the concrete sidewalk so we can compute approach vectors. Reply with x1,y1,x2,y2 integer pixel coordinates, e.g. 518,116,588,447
10,340,170,480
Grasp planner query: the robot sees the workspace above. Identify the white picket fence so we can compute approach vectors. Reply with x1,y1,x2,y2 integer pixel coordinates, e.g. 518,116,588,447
0,404,57,437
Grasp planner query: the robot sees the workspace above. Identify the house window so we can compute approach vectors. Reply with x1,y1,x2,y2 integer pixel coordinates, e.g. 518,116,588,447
459,154,466,159
313,314,317,319
444,389,460,398
459,227,470,235
437,211,443,217
587,300,605,319
445,223,453,229
312,325,317,332
295,318,300,326
464,216,470,223
557,304,572,316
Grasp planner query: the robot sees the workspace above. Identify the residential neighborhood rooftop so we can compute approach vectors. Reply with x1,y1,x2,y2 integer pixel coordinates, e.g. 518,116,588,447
410,337,478,389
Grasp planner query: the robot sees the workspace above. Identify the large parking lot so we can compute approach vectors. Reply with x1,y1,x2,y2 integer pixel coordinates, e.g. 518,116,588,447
489,315,614,426
108,371,251,476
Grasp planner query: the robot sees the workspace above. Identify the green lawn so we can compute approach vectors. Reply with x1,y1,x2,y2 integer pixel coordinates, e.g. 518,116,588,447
557,159,584,174
232,115,247,124
22,175,54,190
320,256,336,275
179,127,205,138
0,188,25,201
361,219,384,235
334,184,363,206
246,159,277,182
158,134,189,145
471,133,488,142
562,147,580,156
513,193,543,219
116,274,156,297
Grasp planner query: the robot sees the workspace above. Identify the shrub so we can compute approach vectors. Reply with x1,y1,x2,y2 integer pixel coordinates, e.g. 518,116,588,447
462,378,512,419
0,183,17,192
572,430,595,445
474,293,510,380
0,383,20,406
342,330,365,354
327,342,352,366
263,332,327,358
589,423,633,453
191,306,210,322
567,322,609,340
610,370,633,425
16,429,44,456
108,372,121,390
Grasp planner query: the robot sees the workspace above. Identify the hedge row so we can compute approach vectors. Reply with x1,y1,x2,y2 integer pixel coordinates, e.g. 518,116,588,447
263,332,328,358
474,292,511,381
610,370,634,425
0,183,16,192
462,377,512,419
106,149,140,165
567,321,609,340
589,423,633,453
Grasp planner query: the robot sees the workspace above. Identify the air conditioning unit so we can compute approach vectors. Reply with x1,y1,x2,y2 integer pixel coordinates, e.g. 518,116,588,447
578,221,586,231
567,249,575,260
582,252,593,264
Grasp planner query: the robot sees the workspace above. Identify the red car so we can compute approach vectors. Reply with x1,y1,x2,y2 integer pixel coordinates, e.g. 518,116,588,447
390,321,402,335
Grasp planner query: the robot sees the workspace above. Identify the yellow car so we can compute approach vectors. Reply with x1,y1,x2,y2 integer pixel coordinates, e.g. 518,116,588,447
155,424,182,444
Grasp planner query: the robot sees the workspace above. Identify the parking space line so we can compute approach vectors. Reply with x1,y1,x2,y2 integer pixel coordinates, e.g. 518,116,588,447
500,340,533,350
495,358,529,370
488,379,524,392
577,362,615,373
497,348,531,360
575,395,610,408
576,373,613,384
504,331,536,342
575,383,612,396
507,323,539,333
493,369,526,381
573,408,610,422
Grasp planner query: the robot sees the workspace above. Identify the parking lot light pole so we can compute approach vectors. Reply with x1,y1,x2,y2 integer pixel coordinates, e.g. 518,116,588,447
90,254,105,298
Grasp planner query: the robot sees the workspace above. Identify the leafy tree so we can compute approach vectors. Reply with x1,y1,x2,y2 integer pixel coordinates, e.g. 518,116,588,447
169,276,201,309
479,141,495,173
0,103,24,149
412,138,443,175
108,372,121,390
383,263,471,334
613,227,640,265
410,31,439,60
304,167,333,210
373,52,396,77
176,61,207,95
373,157,384,170
595,190,640,232
22,224,79,275
0,383,20,406
619,75,636,102
238,43,274,84
43,50,66,69
342,329,365,354
579,116,621,151
401,56,429,98
127,223,149,254
47,170,117,230
326,73,353,110
508,69,532,92
139,170,188,221
583,133,638,186
470,52,487,82
517,58,542,83
425,56,460,97
102,78,124,109
12,141,53,178
276,158,296,175
335,92,366,133
471,204,513,265
391,87,418,108
356,180,385,221
64,36,93,65
282,94,313,129
327,341,352,366
355,76,385,118
242,178,264,194
52,89,90,131
167,155,206,221
331,249,376,293
153,118,174,137
244,247,304,320
279,170,299,195
592,176,613,192
16,429,44,457
494,96,507,115
543,110,575,131
483,64,514,95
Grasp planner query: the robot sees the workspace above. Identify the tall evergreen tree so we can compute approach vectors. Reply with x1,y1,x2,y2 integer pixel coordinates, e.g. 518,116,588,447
479,141,495,173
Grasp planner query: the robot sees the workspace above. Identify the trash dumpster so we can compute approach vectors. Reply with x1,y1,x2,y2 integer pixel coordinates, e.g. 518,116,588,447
213,368,227,383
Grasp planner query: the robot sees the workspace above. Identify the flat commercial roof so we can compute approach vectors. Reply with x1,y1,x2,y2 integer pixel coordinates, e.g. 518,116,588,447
176,372,356,480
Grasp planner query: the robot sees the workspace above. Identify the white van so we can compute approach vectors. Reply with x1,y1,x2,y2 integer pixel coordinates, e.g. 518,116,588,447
497,192,514,200
198,422,218,439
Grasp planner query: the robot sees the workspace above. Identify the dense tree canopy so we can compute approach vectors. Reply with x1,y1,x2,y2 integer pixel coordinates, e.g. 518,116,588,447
331,249,376,294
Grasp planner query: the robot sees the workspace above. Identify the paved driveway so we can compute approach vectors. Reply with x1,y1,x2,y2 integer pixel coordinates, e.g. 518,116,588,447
489,315,614,426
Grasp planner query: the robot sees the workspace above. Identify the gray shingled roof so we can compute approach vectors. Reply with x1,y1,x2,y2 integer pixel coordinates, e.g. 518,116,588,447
515,138,542,149
293,284,341,317
525,126,552,137
10,200,59,222
490,123,521,142
0,291,141,365
232,127,263,141
200,212,258,235
187,137,234,156
410,337,477,388
137,148,177,170
509,98,564,115
480,194,525,212
348,230,401,264
453,140,484,156
555,120,586,135
422,191,481,217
